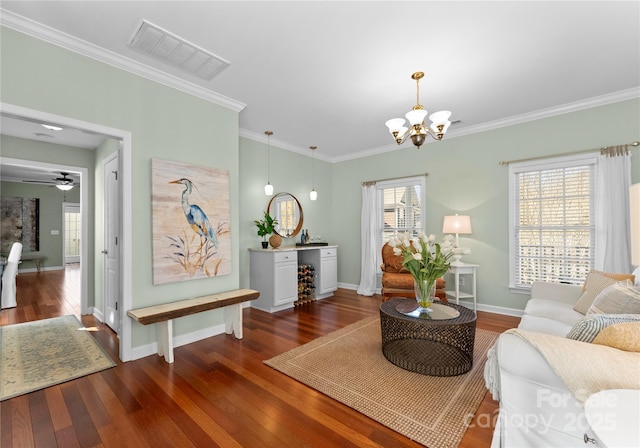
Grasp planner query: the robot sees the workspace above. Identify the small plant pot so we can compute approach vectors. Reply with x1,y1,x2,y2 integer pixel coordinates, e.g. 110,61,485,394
261,241,269,249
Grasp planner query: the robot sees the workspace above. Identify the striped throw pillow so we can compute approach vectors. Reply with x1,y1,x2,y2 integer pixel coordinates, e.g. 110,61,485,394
566,314,640,343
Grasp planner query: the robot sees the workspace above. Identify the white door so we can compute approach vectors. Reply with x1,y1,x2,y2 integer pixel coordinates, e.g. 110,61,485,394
63,203,81,264
103,154,120,333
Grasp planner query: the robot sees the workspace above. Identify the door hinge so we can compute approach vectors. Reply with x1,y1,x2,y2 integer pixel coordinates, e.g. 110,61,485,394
115,236,118,246
115,302,118,311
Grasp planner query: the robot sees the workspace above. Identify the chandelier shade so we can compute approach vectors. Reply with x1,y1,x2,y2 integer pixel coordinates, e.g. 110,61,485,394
264,131,273,196
385,72,452,148
309,146,318,201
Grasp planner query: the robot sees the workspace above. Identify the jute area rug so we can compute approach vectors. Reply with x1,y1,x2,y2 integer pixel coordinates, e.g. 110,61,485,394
1,315,116,401
265,316,498,448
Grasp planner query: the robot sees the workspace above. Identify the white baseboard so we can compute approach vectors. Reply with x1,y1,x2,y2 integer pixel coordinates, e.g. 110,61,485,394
92,308,104,322
18,265,64,273
337,282,524,317
130,322,227,361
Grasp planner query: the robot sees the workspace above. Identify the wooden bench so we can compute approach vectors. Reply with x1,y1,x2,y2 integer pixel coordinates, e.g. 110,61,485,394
127,288,259,363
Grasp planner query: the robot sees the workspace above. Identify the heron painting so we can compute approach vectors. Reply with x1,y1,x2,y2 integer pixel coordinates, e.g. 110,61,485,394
151,159,231,285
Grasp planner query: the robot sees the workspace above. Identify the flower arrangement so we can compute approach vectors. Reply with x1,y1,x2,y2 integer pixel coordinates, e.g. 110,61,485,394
388,231,470,309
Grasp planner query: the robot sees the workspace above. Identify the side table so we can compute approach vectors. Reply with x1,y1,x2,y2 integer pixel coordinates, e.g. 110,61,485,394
446,263,478,312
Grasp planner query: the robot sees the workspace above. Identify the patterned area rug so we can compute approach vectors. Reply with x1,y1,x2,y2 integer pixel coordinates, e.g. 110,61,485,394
265,316,497,448
1,315,116,401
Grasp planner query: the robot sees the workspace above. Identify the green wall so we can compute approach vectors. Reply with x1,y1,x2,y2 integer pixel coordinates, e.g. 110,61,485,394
329,99,640,312
1,26,240,350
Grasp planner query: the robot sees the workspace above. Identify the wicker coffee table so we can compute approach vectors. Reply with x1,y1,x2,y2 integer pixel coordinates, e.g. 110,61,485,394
379,298,477,376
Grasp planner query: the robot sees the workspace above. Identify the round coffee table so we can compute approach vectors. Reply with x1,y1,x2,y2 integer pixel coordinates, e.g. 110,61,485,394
379,298,477,376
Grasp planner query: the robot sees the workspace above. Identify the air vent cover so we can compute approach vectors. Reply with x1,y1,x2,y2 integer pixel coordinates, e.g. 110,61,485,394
128,20,230,80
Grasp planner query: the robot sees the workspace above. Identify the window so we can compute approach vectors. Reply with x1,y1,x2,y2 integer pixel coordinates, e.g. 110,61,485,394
509,153,597,291
376,176,425,265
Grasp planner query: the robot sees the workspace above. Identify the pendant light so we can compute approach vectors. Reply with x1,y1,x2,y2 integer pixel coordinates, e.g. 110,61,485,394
264,131,273,196
309,146,318,201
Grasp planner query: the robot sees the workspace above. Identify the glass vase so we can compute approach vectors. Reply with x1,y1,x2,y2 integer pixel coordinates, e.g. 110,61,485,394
414,277,437,313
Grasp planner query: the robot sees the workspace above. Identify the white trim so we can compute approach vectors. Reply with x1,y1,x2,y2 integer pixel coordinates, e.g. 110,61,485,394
130,322,227,361
0,8,246,113
92,307,104,323
1,102,134,362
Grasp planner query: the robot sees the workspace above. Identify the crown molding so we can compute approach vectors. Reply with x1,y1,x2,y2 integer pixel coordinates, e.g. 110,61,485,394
328,88,640,163
0,9,246,113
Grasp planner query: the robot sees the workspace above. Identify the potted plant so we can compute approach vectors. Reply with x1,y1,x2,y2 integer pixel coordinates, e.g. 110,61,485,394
254,211,278,249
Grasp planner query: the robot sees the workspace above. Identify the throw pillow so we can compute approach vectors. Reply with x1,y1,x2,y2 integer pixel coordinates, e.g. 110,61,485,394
581,269,635,291
587,281,640,315
566,314,640,343
573,271,621,315
592,322,640,352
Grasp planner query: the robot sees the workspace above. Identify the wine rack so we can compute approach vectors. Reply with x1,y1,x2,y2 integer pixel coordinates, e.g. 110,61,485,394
296,264,316,305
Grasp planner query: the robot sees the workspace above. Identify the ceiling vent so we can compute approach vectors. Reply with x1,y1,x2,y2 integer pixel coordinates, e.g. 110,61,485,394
128,20,230,81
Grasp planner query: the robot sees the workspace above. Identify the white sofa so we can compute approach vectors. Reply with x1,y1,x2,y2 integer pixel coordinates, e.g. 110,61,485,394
487,281,639,447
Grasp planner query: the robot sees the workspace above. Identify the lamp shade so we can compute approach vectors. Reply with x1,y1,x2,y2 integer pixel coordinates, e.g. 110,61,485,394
442,214,472,234
56,184,74,191
631,183,640,266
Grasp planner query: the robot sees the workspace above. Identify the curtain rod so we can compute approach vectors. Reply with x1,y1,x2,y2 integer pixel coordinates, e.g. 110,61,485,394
362,173,428,186
498,141,640,166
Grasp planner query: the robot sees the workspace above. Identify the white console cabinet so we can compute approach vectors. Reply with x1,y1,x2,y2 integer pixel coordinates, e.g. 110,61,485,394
249,246,338,312
249,250,298,313
298,246,338,298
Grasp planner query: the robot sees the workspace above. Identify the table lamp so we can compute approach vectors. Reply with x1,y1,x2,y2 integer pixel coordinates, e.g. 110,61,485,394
443,214,472,266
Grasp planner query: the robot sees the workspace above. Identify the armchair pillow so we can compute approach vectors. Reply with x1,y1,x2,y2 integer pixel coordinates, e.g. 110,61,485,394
587,281,640,315
581,269,635,291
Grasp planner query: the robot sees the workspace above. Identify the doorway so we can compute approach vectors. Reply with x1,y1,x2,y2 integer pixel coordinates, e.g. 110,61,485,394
1,102,133,361
63,203,81,264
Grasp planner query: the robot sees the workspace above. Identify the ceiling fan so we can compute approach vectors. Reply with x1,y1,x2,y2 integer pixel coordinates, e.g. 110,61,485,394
22,172,77,190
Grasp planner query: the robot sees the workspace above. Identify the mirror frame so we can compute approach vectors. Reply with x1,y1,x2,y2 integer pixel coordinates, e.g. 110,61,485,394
267,192,304,238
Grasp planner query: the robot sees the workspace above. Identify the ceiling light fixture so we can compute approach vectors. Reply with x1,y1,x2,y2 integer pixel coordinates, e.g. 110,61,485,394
56,184,74,191
264,131,274,196
41,124,63,131
385,72,452,149
309,146,317,201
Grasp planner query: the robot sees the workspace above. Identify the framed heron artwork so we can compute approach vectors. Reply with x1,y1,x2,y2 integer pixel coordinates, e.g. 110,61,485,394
151,158,231,285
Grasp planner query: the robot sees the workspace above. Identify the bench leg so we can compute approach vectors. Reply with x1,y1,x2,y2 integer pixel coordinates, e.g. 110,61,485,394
156,319,174,363
224,303,243,339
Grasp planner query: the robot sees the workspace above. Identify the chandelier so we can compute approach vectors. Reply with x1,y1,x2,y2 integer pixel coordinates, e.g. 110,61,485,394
385,72,452,149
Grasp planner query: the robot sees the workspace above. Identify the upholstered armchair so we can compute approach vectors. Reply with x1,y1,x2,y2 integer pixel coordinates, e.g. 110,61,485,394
380,242,446,302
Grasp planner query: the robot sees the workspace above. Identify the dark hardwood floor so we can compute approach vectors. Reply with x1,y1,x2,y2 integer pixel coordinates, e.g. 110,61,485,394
1,266,520,447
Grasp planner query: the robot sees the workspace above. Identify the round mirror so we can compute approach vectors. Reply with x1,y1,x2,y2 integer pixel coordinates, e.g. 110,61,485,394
267,193,303,238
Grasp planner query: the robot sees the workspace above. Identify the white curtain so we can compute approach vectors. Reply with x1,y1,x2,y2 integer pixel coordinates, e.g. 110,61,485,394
357,184,378,296
595,151,632,272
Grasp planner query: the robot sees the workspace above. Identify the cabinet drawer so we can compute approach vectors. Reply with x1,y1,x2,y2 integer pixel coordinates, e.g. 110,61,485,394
274,251,297,263
321,248,337,258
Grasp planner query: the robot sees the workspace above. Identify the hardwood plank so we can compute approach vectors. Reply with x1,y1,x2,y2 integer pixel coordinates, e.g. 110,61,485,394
2,264,521,447
28,391,56,448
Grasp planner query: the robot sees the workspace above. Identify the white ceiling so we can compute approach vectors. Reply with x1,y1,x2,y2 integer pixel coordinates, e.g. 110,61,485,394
1,1,639,163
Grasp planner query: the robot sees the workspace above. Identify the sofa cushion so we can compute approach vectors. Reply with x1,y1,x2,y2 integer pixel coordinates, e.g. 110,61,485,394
573,271,623,314
518,314,574,337
523,299,584,326
587,281,640,315
566,314,640,342
592,322,640,352
581,269,635,291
